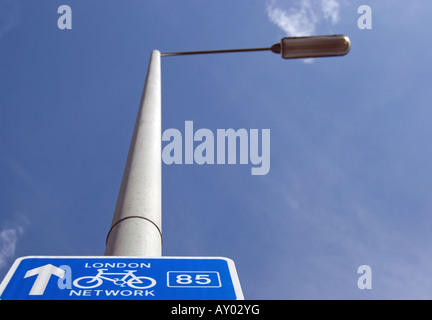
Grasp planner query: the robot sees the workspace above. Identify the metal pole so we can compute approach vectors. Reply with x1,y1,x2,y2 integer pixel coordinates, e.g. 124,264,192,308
161,46,275,57
105,50,162,257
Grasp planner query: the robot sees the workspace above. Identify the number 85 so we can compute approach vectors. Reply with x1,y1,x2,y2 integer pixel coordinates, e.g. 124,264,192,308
176,274,211,285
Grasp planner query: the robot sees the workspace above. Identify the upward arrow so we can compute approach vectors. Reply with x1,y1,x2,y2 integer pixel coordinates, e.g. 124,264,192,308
24,264,65,295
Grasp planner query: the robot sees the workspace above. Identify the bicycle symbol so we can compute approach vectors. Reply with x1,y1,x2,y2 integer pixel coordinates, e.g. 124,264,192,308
73,269,156,289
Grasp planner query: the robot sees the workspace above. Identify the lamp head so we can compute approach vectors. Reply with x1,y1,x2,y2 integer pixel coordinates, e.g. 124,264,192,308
271,35,351,59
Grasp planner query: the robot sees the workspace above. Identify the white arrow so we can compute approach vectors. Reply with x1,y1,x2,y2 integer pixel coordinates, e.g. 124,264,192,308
24,264,65,295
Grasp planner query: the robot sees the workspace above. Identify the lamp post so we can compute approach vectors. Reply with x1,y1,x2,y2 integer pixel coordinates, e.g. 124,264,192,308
104,35,351,257
105,50,162,257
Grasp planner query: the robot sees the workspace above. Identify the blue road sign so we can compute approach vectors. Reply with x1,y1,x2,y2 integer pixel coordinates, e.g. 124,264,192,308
0,256,243,300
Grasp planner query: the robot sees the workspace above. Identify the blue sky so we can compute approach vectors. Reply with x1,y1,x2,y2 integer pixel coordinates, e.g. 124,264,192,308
1,0,432,299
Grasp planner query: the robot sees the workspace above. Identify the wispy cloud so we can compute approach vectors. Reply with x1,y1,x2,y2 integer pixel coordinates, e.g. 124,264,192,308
266,0,341,37
0,0,21,38
0,217,30,269
0,229,21,268
321,0,340,25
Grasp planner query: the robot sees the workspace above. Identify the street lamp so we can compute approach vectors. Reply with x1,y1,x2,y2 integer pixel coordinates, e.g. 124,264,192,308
104,35,351,257
275,35,351,59
161,35,351,59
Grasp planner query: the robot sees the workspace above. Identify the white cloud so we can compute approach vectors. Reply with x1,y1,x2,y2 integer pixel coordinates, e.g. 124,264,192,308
321,0,340,24
0,229,20,268
266,0,342,37
0,218,29,269
267,1,317,37
0,0,21,38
